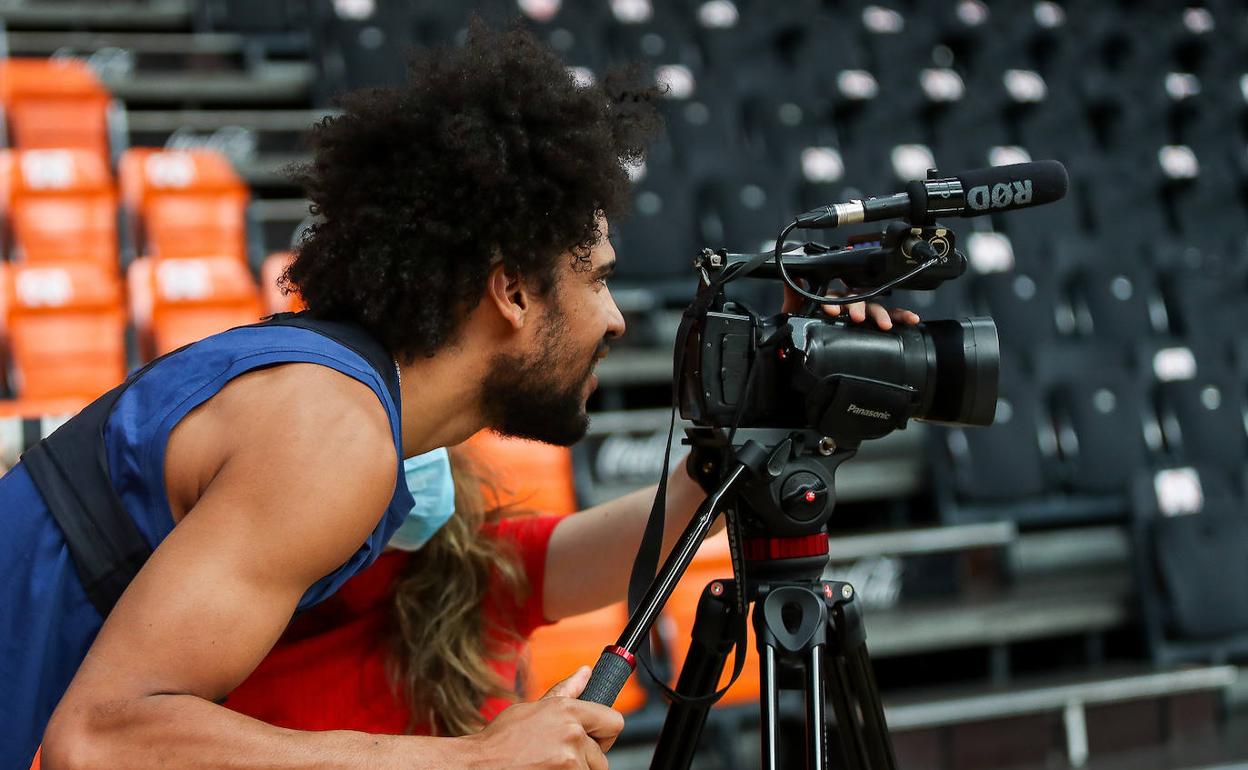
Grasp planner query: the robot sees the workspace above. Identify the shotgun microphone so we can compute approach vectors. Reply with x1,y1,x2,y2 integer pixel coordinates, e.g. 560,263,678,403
794,160,1069,228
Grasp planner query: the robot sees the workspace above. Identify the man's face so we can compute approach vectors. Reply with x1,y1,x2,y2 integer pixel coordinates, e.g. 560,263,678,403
481,219,625,446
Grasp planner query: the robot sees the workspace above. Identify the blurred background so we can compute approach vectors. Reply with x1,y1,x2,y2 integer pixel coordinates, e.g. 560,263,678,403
1,0,1247,768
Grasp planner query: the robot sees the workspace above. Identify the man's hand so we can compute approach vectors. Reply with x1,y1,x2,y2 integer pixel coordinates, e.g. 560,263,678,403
461,667,624,770
781,282,921,330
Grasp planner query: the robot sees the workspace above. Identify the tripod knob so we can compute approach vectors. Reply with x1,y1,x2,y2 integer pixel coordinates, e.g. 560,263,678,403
779,472,828,521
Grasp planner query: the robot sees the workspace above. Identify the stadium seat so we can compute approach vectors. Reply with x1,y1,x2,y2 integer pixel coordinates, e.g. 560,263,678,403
657,530,761,708
1066,261,1169,343
0,149,118,269
972,268,1072,354
610,163,700,302
694,168,795,255
463,431,578,515
311,0,417,93
739,93,837,175
260,251,303,314
524,602,647,714
942,374,1053,502
660,78,740,180
1047,367,1154,494
142,256,263,356
0,58,113,162
605,16,698,70
1156,372,1248,476
1131,465,1248,664
3,262,126,400
119,148,250,263
1161,267,1248,348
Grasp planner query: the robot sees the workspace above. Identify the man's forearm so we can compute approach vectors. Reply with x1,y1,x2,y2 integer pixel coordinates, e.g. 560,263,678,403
42,693,468,770
542,458,711,621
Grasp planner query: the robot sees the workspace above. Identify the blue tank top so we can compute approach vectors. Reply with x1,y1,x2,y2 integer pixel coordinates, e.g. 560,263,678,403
0,324,415,768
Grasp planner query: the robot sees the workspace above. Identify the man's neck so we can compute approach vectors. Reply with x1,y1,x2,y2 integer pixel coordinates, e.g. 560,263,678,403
395,345,487,458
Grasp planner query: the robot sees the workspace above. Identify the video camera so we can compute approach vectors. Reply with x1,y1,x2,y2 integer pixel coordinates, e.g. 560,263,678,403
678,160,1069,447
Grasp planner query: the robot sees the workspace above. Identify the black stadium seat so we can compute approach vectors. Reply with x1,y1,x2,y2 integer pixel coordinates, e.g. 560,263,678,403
942,375,1052,503
1048,368,1154,494
1066,261,1169,343
609,163,699,300
694,168,794,254
1131,464,1248,664
1156,372,1248,475
972,267,1071,350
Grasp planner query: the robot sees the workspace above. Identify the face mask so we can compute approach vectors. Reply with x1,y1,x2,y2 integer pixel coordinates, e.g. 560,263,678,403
388,447,456,551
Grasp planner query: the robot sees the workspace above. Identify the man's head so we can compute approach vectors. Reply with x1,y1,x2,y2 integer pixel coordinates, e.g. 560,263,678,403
479,217,623,445
283,20,662,367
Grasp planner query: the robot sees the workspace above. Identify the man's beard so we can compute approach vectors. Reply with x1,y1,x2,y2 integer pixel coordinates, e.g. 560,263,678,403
480,319,602,447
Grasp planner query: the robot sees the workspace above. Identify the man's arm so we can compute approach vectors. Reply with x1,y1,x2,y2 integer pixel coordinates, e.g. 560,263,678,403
42,367,621,770
41,367,445,769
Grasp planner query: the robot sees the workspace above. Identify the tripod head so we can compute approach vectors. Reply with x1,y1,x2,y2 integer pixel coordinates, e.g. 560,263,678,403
685,426,857,583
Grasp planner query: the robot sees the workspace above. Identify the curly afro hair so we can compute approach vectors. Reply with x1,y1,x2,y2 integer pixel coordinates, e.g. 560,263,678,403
282,20,664,362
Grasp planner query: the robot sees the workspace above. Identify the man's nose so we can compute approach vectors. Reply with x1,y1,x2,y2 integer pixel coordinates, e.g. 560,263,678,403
605,292,626,340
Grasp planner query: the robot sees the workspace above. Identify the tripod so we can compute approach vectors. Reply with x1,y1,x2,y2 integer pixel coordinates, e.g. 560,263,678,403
580,429,898,769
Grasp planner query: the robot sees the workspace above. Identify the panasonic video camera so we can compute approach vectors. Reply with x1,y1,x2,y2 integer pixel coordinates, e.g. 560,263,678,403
677,161,1069,448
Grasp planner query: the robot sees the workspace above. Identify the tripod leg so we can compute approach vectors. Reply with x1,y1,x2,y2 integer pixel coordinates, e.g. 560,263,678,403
650,580,743,770
823,649,869,770
841,643,897,770
824,587,897,770
805,642,828,770
759,640,781,770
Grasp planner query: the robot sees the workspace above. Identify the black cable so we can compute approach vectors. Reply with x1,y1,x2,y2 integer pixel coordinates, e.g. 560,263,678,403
771,220,941,305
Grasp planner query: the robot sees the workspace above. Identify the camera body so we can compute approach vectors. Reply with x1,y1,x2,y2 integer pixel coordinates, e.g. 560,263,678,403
677,223,1000,448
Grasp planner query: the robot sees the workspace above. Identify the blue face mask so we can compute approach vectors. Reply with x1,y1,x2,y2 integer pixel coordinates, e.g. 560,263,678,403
388,447,456,551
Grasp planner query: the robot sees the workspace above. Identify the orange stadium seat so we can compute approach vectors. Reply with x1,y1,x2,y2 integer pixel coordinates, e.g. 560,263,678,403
260,251,303,313
140,255,263,355
119,148,249,262
3,261,126,401
524,602,647,714
658,530,762,707
0,149,118,269
0,58,112,161
463,432,578,515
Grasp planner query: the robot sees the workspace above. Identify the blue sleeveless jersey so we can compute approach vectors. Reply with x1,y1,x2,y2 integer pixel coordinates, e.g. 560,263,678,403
0,324,414,767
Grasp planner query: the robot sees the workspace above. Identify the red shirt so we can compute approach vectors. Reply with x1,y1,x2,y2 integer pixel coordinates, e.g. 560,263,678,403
225,515,562,733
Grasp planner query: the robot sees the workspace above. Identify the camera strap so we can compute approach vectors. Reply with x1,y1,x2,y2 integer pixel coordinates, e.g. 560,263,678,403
626,251,772,707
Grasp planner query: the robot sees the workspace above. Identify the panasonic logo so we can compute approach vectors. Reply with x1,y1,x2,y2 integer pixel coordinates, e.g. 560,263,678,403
967,179,1033,211
847,404,891,420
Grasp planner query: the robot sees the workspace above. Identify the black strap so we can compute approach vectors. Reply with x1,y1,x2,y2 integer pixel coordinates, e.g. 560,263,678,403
24,384,151,618
22,312,398,619
627,252,771,706
262,312,400,397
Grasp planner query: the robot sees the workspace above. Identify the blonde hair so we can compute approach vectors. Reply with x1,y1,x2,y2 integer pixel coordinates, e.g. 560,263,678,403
388,447,530,736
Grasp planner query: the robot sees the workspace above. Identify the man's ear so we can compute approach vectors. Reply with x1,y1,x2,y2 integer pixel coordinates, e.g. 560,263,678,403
485,262,530,330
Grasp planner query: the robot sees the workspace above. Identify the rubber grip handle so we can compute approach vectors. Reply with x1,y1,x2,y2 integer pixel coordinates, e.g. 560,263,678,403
579,649,633,706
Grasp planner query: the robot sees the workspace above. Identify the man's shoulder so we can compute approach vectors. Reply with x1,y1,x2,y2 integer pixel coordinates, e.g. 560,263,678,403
221,363,394,448
164,361,398,520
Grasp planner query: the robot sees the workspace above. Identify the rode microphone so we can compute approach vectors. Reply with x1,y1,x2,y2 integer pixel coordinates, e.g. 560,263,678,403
794,160,1069,228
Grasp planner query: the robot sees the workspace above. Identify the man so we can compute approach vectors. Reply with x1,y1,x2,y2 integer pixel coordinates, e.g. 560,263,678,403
2,21,658,770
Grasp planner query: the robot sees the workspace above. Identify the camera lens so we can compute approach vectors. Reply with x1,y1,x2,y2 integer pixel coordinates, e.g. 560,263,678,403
920,317,999,426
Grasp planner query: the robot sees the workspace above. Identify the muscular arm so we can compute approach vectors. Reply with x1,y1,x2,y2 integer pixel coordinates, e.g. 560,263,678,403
542,458,709,622
41,367,465,769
